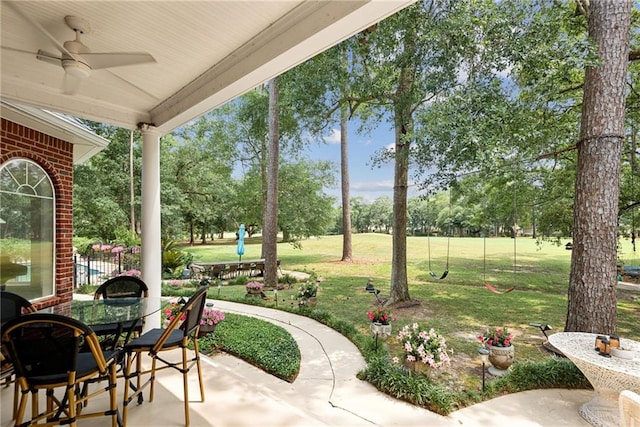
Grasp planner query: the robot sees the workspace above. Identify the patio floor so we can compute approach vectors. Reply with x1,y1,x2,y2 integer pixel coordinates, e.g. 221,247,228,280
1,300,593,426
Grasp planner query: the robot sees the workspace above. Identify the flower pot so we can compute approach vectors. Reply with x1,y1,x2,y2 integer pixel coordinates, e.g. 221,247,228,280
197,323,216,338
370,322,392,339
247,288,262,295
163,318,184,329
488,344,515,376
299,297,317,308
403,360,436,378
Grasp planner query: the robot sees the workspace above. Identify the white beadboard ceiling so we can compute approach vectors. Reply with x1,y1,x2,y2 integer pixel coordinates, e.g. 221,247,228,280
1,0,416,134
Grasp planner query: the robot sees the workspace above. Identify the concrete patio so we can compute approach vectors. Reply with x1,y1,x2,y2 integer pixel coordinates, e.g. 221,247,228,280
1,300,593,427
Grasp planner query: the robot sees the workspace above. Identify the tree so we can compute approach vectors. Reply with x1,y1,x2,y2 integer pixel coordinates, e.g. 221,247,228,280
169,114,236,243
282,43,357,262
277,160,336,242
407,197,435,235
350,197,373,233
369,196,393,233
346,1,471,303
567,0,632,334
74,125,142,242
263,78,280,287
339,107,353,261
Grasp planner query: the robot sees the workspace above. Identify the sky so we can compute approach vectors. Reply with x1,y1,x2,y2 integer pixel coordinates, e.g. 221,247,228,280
301,122,420,204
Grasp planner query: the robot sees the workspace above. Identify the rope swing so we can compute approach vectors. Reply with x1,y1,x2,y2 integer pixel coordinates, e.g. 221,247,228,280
483,181,517,294
427,188,452,280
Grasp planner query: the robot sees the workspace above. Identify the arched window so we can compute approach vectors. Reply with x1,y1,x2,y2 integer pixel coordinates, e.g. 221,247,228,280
0,158,55,300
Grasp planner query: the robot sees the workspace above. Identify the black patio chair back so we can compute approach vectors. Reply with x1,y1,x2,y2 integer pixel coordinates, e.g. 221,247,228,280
93,276,149,348
1,290,35,325
2,313,120,427
95,275,149,299
0,290,36,419
123,285,209,427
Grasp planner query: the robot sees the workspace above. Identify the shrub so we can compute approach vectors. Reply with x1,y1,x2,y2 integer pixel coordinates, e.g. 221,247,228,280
278,273,298,285
495,357,591,392
358,357,455,415
297,281,318,300
395,324,451,369
208,313,300,382
228,275,249,286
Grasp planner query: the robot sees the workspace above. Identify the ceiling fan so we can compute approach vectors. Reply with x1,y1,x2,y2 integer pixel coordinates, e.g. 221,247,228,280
36,15,156,82
5,1,156,94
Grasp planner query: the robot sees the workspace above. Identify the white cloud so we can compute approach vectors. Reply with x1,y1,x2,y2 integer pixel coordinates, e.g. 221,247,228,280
324,128,341,144
351,180,395,192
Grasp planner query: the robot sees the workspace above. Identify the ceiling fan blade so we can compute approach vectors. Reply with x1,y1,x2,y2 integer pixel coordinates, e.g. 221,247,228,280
36,50,62,66
62,73,82,95
5,1,73,58
82,52,156,70
2,46,37,56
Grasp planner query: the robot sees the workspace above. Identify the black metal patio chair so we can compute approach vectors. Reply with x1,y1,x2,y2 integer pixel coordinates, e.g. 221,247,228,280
122,285,209,427
1,290,36,420
92,276,149,349
2,313,121,427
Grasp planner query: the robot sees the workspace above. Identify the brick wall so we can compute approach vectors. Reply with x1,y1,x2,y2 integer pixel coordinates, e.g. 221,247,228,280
1,118,74,309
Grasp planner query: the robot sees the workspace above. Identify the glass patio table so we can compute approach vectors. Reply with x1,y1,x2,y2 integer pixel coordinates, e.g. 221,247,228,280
36,297,163,346
548,332,640,427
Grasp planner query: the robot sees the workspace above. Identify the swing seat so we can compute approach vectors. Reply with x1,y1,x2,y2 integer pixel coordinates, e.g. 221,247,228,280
485,284,515,294
429,270,448,280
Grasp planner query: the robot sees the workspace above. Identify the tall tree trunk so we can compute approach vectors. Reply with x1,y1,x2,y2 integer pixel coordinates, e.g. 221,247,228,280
340,106,353,262
389,62,414,304
263,79,280,287
567,0,632,334
390,118,411,303
260,132,268,258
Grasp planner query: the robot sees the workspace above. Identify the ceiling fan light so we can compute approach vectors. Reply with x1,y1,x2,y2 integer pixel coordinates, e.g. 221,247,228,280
62,59,90,79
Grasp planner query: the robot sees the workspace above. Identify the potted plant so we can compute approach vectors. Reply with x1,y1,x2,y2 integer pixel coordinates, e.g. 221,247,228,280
245,281,264,296
162,300,186,327
477,326,515,375
198,304,225,337
367,306,393,338
393,323,451,376
297,281,318,307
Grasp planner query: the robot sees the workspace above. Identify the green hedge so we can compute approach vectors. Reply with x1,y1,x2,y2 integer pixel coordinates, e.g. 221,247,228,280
199,313,301,382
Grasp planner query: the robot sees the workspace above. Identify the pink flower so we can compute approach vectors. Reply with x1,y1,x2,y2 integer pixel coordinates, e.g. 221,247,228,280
478,327,514,347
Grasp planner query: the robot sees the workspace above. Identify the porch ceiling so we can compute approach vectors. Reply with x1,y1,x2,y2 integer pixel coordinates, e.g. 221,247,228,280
1,1,415,134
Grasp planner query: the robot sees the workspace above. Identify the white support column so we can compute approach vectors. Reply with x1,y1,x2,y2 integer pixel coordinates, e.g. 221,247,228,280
139,124,162,329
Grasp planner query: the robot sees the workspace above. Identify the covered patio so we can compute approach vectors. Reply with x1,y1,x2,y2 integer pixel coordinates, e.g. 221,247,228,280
1,0,415,320
0,298,592,427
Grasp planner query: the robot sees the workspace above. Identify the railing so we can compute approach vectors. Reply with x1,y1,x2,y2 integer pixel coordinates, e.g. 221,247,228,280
73,247,140,287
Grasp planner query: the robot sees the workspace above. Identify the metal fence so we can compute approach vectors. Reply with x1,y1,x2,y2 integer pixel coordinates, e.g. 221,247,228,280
73,248,140,287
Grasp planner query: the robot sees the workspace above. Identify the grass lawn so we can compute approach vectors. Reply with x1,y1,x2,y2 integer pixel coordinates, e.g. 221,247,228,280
183,233,640,391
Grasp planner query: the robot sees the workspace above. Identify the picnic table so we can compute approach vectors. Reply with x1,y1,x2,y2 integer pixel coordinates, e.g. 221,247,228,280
190,259,280,280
